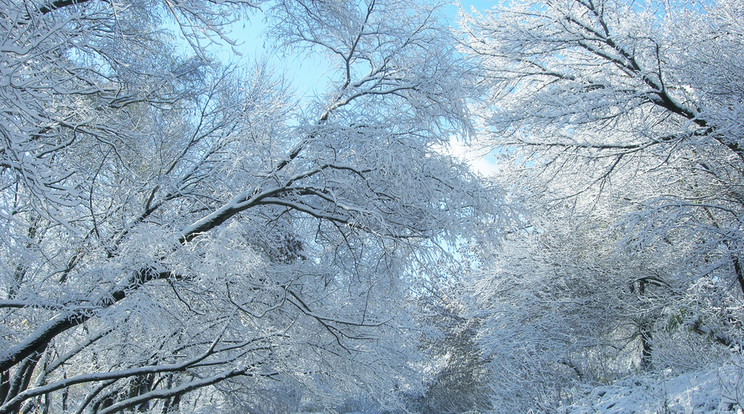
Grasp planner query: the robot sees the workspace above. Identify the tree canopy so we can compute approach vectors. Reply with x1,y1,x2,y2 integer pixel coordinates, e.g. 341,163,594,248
1,0,743,412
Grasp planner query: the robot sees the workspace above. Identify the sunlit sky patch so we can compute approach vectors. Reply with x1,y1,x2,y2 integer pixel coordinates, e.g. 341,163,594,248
220,1,494,101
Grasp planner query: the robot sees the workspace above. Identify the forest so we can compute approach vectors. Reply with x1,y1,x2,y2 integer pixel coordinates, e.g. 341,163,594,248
0,0,742,412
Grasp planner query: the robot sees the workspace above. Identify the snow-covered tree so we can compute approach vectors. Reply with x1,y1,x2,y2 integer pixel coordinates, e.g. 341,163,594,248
466,188,734,411
463,0,744,297
410,282,493,414
461,0,744,409
0,0,502,412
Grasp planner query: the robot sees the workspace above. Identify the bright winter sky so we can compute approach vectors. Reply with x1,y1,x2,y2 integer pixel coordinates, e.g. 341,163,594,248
223,1,494,101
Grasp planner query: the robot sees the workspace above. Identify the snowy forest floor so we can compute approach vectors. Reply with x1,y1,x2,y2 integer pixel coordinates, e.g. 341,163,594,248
565,357,744,413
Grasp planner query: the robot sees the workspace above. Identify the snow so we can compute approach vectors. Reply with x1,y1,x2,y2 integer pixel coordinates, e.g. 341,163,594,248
565,359,744,413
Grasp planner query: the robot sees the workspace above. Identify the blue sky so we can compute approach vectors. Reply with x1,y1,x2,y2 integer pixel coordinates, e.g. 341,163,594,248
222,1,494,101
